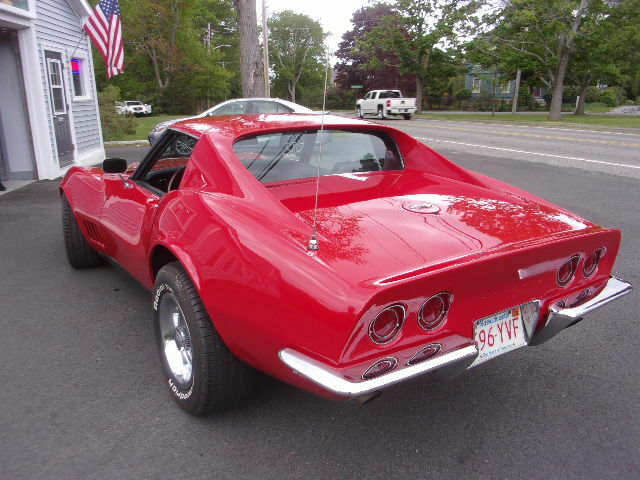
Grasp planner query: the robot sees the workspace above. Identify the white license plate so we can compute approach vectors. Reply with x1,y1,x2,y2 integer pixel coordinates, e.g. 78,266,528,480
470,306,528,367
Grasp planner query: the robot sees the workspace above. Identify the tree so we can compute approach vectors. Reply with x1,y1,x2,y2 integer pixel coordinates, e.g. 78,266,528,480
357,0,479,111
235,0,264,97
568,0,640,114
268,10,327,103
93,0,236,113
334,4,415,94
481,0,605,120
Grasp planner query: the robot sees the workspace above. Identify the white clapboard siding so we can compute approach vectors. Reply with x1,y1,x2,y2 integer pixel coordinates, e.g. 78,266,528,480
34,0,102,161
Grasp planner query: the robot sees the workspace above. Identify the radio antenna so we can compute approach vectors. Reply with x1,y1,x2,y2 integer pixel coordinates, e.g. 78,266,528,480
307,51,330,252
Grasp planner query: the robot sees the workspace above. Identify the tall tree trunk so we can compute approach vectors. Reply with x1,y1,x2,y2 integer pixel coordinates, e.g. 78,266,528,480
235,0,264,97
416,77,423,112
511,69,521,114
548,50,570,121
574,76,590,115
288,81,296,103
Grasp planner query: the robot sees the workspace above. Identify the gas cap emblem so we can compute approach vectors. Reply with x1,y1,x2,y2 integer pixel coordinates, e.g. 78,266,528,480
402,202,440,214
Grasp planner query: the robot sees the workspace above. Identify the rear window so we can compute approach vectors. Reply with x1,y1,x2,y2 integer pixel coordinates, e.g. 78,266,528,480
233,130,403,184
378,91,401,99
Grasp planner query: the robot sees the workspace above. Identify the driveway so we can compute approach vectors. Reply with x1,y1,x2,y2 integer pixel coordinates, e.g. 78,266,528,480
0,145,638,479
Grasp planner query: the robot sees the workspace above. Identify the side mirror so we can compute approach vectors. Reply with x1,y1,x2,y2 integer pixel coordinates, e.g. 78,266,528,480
102,158,128,174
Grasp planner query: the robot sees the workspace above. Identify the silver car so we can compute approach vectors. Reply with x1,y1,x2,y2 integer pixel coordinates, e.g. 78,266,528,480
148,98,322,145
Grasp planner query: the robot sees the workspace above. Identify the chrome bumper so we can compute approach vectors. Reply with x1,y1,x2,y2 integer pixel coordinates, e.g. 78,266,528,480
279,345,478,398
279,276,631,397
529,276,632,345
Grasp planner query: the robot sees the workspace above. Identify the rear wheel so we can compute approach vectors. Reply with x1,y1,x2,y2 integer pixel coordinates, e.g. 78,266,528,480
403,113,412,120
154,262,255,415
377,106,385,119
61,194,102,269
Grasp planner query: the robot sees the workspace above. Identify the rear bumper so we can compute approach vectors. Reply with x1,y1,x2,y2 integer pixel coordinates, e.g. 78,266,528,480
278,276,631,398
529,275,632,345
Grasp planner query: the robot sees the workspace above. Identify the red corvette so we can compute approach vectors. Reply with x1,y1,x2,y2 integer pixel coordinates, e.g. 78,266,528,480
60,114,632,415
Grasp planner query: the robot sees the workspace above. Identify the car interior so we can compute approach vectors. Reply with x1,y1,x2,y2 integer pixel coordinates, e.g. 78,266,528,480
135,133,196,194
233,130,403,184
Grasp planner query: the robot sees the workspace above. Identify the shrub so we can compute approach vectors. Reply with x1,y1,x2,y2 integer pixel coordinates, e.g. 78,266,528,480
563,86,578,103
600,88,619,107
98,85,137,140
586,86,602,103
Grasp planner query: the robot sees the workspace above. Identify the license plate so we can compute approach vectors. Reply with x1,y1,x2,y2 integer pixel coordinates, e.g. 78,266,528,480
470,306,528,367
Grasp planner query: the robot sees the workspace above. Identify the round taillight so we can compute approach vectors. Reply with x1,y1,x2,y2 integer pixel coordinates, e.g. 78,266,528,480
557,254,580,287
362,357,398,380
583,247,606,278
369,305,405,344
418,293,452,331
407,344,442,366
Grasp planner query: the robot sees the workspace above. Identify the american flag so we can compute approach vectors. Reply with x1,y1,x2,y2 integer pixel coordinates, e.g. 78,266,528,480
83,0,124,78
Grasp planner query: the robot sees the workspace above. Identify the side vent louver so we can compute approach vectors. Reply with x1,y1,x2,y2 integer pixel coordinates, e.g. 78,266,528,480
82,219,103,245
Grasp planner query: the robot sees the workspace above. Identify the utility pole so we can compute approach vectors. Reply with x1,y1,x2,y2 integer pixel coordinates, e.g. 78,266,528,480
262,0,270,97
511,69,521,113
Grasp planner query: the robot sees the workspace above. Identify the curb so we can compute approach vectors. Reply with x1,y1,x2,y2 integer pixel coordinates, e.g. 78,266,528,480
105,140,149,146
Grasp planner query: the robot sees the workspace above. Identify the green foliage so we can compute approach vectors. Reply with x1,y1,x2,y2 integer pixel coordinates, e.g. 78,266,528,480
585,86,602,103
268,10,327,104
94,0,237,114
455,88,472,100
98,86,137,140
600,88,618,107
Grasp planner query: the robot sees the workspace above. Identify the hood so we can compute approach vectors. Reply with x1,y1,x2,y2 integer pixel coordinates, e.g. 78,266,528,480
268,171,593,285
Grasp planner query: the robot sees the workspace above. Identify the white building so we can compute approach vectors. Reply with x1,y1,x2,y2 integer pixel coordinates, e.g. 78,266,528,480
0,0,104,182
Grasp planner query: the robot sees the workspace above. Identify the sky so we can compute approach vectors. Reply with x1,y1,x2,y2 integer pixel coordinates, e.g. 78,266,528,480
265,0,368,56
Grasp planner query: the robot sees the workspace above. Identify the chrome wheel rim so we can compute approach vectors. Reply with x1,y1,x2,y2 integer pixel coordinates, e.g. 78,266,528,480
158,292,193,387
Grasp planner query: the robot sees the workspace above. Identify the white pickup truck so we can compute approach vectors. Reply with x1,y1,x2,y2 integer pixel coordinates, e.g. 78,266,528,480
115,100,152,116
356,90,417,120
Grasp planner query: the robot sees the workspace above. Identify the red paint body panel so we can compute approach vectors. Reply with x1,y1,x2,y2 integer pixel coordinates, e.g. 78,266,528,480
60,114,624,399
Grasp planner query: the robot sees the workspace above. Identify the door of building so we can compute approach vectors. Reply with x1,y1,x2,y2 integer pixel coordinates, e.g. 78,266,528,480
44,50,74,168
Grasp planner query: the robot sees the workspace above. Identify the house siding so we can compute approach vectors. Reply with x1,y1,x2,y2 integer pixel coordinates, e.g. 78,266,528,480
34,0,102,162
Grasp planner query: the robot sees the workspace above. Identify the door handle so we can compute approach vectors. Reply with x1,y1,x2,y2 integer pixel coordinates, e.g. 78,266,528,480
146,198,159,208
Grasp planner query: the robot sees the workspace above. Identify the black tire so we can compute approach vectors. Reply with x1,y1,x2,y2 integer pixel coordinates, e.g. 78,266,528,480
356,106,362,118
61,194,103,269
377,106,385,119
403,113,412,120
153,262,255,415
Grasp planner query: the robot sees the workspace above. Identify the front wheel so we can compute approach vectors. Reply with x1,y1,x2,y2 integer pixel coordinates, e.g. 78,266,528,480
154,262,255,415
403,113,412,120
61,194,103,269
356,106,362,118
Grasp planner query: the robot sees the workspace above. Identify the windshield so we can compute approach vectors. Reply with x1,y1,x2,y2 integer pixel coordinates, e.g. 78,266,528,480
233,130,403,184
126,101,143,105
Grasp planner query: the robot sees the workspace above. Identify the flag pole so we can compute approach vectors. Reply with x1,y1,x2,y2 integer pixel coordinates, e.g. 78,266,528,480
70,29,88,59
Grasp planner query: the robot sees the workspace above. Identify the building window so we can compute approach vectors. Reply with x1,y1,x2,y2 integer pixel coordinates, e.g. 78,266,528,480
500,81,511,94
47,59,66,114
70,57,90,100
472,77,481,93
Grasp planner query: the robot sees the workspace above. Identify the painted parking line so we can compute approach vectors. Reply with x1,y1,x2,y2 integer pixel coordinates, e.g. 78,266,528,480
419,124,640,147
417,137,640,170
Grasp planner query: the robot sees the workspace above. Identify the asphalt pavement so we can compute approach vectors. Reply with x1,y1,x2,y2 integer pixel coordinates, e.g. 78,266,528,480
1,136,638,479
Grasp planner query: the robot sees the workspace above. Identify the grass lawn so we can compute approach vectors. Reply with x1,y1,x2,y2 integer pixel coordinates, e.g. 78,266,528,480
417,112,640,129
105,114,185,142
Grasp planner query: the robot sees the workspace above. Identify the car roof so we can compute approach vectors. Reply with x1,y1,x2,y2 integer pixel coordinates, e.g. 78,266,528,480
170,114,387,140
205,97,313,114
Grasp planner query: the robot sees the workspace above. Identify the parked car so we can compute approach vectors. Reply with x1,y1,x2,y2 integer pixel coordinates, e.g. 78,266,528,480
115,100,152,116
60,114,631,415
356,90,417,120
148,97,322,145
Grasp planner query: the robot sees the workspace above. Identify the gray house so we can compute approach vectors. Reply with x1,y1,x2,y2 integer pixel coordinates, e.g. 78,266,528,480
0,0,104,183
465,71,546,103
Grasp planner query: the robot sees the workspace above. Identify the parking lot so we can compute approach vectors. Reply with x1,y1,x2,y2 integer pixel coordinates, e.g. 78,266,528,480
1,143,638,479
